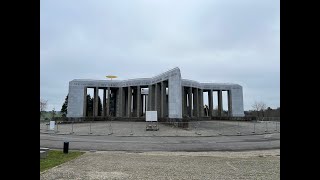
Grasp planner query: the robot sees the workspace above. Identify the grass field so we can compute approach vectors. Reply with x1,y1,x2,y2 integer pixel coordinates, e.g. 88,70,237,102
40,150,85,172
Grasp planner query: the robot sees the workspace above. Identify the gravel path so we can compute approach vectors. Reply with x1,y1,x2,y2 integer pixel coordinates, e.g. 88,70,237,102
40,149,280,180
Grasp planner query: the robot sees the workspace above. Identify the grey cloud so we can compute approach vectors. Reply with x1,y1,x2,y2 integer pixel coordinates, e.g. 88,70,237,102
41,0,279,111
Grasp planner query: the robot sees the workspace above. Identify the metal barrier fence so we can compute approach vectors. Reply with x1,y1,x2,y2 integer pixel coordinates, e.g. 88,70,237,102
40,119,280,137
257,117,280,121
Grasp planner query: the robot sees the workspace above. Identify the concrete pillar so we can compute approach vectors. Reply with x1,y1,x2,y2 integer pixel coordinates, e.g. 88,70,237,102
106,87,111,116
230,87,244,117
119,87,125,117
166,93,169,116
137,86,141,117
102,89,106,117
127,86,132,117
182,87,186,116
83,87,87,117
228,90,232,117
184,88,187,116
122,87,126,117
188,87,192,117
155,83,161,117
218,90,223,116
152,85,156,111
118,87,125,117
140,94,143,116
208,90,213,117
132,88,137,117
124,88,127,116
144,94,148,112
147,85,152,111
116,87,123,117
114,91,117,116
144,95,147,113
167,68,182,119
193,88,199,117
161,81,166,118
94,87,99,117
116,88,120,117
199,89,204,117
165,83,168,117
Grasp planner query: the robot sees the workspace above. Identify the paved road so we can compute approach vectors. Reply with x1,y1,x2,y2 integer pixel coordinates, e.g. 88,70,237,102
40,132,280,151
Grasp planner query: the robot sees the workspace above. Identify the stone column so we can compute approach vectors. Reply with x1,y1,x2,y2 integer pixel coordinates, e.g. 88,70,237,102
116,88,120,117
132,88,137,117
228,90,232,117
83,87,87,117
188,87,192,117
182,87,186,116
167,68,182,118
218,90,223,116
137,86,141,117
122,87,126,117
199,89,204,117
144,94,147,113
165,83,168,117
124,88,127,116
155,83,161,117
127,86,132,117
184,87,189,116
152,84,156,111
102,89,106,117
106,87,111,116
140,94,143,117
116,87,122,117
120,87,125,117
229,87,244,117
161,81,166,118
166,92,169,116
208,90,213,117
193,88,199,117
147,85,152,111
94,87,99,117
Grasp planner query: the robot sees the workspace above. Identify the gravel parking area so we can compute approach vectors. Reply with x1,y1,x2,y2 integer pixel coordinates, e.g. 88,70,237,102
40,149,280,180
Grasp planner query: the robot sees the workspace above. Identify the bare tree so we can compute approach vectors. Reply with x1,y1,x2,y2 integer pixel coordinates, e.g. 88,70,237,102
260,102,266,117
252,101,266,119
40,98,48,118
51,108,56,120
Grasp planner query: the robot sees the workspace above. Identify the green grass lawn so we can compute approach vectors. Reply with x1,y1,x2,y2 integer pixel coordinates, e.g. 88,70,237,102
40,150,85,172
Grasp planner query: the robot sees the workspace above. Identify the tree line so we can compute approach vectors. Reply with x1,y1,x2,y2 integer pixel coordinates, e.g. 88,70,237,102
245,101,280,118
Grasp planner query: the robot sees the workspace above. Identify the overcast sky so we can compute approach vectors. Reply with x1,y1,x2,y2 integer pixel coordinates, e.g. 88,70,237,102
40,0,280,111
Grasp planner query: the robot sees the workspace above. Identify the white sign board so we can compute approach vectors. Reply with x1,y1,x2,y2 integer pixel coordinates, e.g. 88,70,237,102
146,111,158,122
49,121,55,130
141,88,148,95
